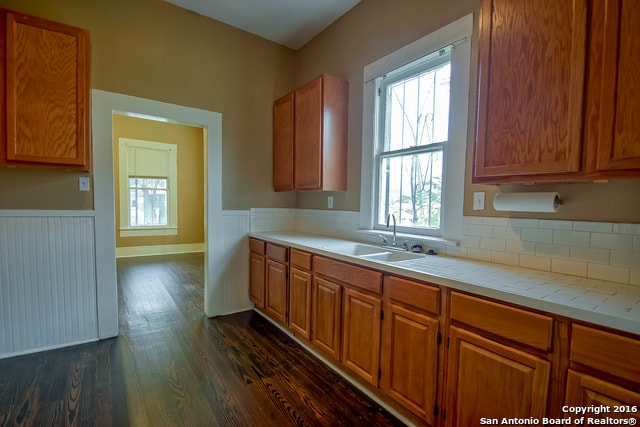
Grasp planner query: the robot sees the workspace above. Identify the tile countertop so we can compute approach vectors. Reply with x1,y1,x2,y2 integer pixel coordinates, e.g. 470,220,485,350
250,231,640,335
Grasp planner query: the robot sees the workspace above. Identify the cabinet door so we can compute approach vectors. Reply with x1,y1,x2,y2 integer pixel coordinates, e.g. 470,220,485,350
294,77,323,190
342,288,381,386
273,92,294,191
565,370,640,422
289,267,311,340
474,0,587,180
381,303,439,424
4,13,90,169
264,260,288,325
593,0,640,172
312,277,342,360
249,252,266,308
444,327,550,426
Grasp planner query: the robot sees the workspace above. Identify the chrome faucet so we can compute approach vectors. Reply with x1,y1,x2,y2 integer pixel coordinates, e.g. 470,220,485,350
386,213,396,247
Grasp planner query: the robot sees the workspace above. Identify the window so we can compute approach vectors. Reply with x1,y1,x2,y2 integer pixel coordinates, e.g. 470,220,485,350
128,177,168,226
376,49,451,234
118,138,178,237
360,15,472,241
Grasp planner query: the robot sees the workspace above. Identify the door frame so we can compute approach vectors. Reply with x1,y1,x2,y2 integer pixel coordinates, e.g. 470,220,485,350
92,90,223,338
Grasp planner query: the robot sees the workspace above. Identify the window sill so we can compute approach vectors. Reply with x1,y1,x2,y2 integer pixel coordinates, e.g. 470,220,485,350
119,227,178,237
356,228,460,247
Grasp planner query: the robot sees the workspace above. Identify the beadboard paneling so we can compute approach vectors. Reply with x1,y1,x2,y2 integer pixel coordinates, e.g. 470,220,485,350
0,214,98,358
220,211,252,312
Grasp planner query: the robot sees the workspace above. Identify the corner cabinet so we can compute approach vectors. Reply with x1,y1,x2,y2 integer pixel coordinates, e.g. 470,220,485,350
1,11,91,170
273,74,348,191
474,0,640,183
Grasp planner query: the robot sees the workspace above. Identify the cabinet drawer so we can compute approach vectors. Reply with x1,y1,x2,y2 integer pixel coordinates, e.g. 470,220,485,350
570,324,640,383
314,256,382,294
291,249,312,271
386,276,440,315
450,292,553,352
266,243,288,263
249,238,266,255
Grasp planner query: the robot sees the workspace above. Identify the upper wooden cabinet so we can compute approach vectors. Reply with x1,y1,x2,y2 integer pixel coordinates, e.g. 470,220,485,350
1,11,91,170
474,0,640,183
273,74,348,191
590,0,640,173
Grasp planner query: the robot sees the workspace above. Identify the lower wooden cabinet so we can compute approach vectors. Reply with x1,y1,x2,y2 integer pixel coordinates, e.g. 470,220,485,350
289,266,312,339
565,370,640,422
444,327,551,426
381,303,439,424
248,238,266,308
565,323,640,422
249,239,640,426
342,287,382,386
312,277,342,360
249,252,266,308
264,243,289,326
265,258,288,325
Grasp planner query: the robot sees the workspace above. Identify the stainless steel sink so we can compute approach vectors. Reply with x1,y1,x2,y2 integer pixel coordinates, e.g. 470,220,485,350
329,243,388,256
359,251,423,262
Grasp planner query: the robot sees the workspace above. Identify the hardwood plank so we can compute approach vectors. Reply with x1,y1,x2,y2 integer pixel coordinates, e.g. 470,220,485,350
0,253,403,426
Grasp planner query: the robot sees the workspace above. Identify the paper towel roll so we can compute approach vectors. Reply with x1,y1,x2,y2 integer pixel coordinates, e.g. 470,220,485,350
493,192,561,213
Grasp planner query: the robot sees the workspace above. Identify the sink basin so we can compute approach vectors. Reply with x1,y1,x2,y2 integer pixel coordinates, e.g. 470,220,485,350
329,243,387,256
360,251,423,262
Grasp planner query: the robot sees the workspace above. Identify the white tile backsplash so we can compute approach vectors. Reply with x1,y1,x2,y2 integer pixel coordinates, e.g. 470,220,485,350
251,209,640,286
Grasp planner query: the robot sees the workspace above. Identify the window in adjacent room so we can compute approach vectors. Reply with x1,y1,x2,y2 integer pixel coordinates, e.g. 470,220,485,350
118,138,178,237
361,15,472,240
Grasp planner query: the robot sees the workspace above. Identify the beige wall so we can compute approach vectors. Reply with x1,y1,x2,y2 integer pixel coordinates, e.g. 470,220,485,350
1,0,639,222
0,0,297,210
294,0,640,223
113,114,205,248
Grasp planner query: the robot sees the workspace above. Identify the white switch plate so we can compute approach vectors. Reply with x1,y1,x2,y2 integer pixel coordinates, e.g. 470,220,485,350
79,177,90,191
327,196,333,209
473,192,485,210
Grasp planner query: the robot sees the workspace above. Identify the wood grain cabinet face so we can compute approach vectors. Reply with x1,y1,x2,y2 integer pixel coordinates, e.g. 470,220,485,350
264,259,288,326
565,370,640,422
341,287,381,386
592,0,640,172
249,238,266,308
3,12,90,170
272,74,348,191
288,266,312,340
381,303,439,425
249,252,266,308
474,0,587,181
311,277,342,360
444,327,551,427
273,93,294,191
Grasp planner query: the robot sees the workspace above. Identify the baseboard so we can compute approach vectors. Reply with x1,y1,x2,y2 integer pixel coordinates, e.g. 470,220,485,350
116,243,206,258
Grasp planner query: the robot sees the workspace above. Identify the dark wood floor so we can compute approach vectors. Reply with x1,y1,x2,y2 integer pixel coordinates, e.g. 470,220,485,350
0,253,403,426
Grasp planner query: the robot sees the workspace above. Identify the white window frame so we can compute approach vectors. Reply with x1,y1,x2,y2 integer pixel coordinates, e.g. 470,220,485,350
118,138,178,237
360,14,472,243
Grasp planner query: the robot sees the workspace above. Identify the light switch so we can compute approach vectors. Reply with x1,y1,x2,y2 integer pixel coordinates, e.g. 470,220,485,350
328,196,334,209
79,176,90,191
473,192,485,210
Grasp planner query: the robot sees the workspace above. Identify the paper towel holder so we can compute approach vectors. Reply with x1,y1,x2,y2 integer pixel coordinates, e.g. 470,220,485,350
493,192,563,213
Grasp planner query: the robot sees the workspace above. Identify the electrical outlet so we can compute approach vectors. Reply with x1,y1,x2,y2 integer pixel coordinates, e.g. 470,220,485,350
79,177,90,192
327,196,334,209
473,192,485,210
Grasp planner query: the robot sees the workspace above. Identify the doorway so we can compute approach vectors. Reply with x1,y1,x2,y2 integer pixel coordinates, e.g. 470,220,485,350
92,90,223,340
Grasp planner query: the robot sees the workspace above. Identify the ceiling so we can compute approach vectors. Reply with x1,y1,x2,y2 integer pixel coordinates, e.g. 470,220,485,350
164,0,361,50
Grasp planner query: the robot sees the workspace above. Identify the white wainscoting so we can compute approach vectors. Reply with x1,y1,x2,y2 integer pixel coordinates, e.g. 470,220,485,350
0,211,98,359
216,211,253,314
